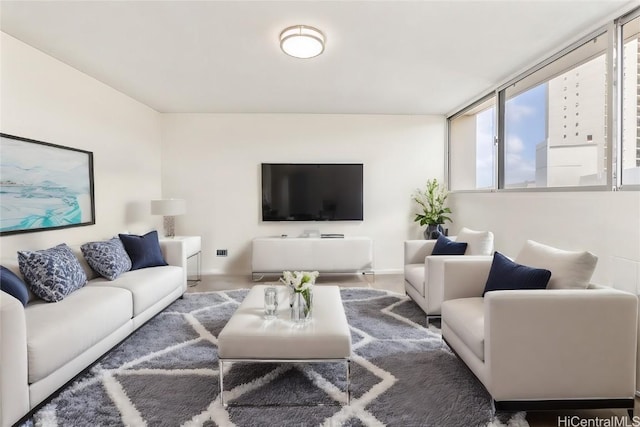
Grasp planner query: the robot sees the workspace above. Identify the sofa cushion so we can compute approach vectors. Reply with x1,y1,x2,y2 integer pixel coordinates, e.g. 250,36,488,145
1,266,29,306
87,266,183,316
483,252,551,296
432,234,467,255
404,263,425,297
18,244,87,302
25,286,132,383
456,228,494,255
81,238,132,280
119,231,168,270
515,240,597,290
441,297,485,361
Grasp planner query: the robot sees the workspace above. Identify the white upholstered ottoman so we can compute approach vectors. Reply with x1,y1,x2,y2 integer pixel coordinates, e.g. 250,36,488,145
218,285,352,406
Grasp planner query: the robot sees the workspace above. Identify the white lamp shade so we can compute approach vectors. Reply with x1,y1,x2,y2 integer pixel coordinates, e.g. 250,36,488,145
150,199,186,216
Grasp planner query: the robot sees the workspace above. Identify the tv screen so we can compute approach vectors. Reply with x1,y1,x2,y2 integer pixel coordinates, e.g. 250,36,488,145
262,163,363,221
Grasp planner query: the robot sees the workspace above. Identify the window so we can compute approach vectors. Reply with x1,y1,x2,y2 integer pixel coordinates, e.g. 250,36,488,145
504,83,548,188
503,34,607,188
621,14,640,186
449,96,496,190
448,7,640,192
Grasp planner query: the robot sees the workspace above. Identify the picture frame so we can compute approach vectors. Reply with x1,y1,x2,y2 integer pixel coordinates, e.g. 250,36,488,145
0,133,95,236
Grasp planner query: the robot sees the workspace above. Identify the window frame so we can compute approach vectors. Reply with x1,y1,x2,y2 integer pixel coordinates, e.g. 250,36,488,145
447,92,498,193
502,28,610,192
617,8,640,191
447,5,640,193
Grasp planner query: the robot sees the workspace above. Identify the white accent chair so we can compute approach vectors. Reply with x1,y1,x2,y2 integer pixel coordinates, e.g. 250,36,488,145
404,227,494,322
440,240,638,415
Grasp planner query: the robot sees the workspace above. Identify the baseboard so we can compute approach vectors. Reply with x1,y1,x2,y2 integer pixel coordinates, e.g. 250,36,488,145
372,269,403,275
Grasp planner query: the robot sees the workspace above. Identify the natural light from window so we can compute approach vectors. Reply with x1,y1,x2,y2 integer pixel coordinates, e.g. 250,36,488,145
475,107,495,189
449,96,496,191
504,84,547,188
621,15,640,186
503,36,607,188
448,9,639,192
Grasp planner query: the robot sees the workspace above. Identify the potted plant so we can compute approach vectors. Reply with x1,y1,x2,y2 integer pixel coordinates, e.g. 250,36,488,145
412,179,452,239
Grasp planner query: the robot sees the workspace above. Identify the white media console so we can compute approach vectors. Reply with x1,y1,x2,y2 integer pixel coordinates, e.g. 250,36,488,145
251,236,373,277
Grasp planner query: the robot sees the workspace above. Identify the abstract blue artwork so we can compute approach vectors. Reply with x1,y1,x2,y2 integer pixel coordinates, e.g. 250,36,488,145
0,133,95,235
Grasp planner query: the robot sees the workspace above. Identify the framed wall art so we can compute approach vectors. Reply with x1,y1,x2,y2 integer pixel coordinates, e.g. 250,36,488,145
0,133,95,235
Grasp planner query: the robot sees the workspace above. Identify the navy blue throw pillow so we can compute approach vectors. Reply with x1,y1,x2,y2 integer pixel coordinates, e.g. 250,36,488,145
431,235,468,256
1,266,29,306
81,238,132,280
483,251,552,296
118,231,168,270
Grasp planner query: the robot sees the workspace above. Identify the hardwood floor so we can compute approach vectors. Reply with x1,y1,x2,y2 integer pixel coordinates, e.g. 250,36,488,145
187,273,639,427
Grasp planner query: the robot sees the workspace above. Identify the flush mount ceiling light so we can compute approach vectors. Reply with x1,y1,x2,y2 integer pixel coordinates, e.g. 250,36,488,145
280,25,325,59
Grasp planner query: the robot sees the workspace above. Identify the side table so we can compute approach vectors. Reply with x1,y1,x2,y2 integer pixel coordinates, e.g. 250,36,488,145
162,236,201,286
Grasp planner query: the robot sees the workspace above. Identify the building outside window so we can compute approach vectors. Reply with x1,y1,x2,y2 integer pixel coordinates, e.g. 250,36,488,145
448,7,639,192
503,34,607,189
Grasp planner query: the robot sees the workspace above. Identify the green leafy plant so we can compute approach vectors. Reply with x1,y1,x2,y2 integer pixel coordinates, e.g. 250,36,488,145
412,179,452,226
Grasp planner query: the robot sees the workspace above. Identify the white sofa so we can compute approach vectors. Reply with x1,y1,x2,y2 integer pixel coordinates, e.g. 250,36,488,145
0,240,187,427
439,253,638,413
404,228,494,320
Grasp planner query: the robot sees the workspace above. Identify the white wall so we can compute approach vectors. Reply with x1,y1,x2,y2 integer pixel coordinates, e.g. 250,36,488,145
161,114,445,274
449,191,640,289
0,32,162,257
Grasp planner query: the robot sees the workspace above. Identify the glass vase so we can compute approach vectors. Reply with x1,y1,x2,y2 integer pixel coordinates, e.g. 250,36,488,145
291,288,313,323
424,224,444,240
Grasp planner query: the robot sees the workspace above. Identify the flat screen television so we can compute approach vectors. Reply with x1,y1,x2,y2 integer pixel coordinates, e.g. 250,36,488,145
261,163,363,221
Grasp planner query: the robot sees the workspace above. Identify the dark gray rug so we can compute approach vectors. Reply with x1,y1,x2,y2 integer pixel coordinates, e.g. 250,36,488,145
23,288,528,427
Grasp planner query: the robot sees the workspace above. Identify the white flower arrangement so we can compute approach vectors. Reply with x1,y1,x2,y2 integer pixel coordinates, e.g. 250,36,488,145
280,271,318,320
279,270,319,292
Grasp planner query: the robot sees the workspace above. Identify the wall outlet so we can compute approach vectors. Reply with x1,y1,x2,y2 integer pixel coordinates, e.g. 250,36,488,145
216,249,228,257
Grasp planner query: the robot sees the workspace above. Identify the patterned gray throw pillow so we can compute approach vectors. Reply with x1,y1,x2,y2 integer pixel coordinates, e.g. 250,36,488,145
18,244,88,302
81,238,132,280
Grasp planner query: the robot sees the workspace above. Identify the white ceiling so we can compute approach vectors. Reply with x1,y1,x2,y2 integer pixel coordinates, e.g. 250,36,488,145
0,0,635,115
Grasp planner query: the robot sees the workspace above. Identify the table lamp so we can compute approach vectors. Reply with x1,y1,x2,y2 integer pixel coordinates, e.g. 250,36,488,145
150,199,186,238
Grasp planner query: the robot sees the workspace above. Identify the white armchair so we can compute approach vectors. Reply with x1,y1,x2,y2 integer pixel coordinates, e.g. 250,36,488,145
440,241,638,414
404,228,494,321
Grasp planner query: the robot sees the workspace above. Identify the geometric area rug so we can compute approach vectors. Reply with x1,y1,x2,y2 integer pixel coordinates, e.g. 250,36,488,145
21,288,528,427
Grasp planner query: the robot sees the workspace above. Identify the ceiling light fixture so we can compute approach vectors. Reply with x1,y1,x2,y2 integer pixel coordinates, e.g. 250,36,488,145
280,25,325,59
